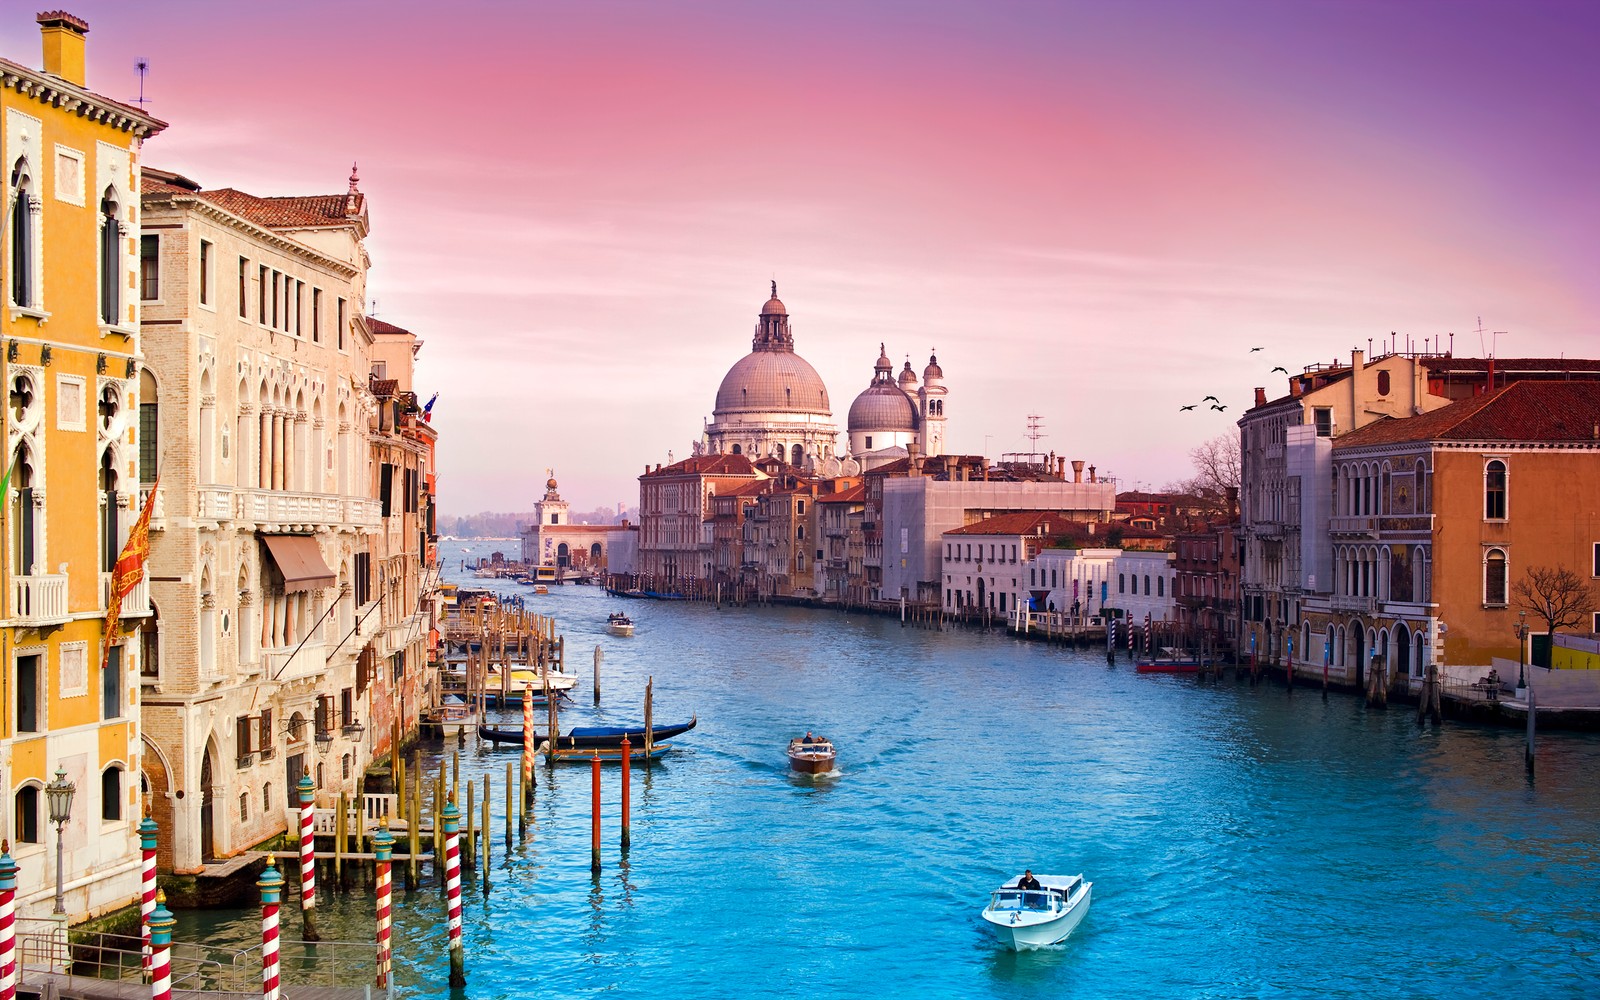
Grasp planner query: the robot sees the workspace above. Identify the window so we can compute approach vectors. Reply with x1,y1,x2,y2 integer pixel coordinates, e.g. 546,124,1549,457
259,708,275,760
293,280,303,336
1485,460,1507,519
1485,549,1508,606
1313,407,1332,437
270,271,280,328
371,361,387,380
258,265,267,322
101,766,123,821
1119,573,1125,594
1144,575,1151,596
1593,541,1599,578
239,257,249,318
199,240,212,306
1157,576,1164,597
11,162,34,307
311,288,322,342
1377,370,1391,395
100,189,121,324
15,787,39,844
864,436,873,449
379,463,393,517
236,714,254,766
340,688,354,728
315,696,331,739
336,297,346,350
353,552,371,605
139,235,159,300
102,645,123,720
16,652,40,733
139,369,158,482
240,793,249,823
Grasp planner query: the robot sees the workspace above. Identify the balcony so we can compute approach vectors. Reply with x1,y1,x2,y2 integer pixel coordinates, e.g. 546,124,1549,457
1329,516,1377,538
207,487,384,530
100,572,151,619
1328,594,1377,614
264,640,327,682
138,484,166,531
10,574,69,626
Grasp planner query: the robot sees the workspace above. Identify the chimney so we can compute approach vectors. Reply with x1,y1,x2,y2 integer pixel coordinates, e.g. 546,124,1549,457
37,11,89,86
1254,387,1267,407
1088,465,1097,483
1289,379,1303,398
1352,348,1365,370
1071,460,1084,483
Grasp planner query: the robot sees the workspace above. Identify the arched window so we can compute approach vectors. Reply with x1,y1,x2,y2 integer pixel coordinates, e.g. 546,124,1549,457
139,369,159,484
14,785,40,843
1144,575,1151,596
791,443,803,466
11,159,33,307
1156,576,1164,597
1484,460,1507,519
100,187,121,325
1485,549,1508,606
100,447,121,573
10,442,36,575
590,542,602,563
102,765,124,820
239,792,250,823
140,602,161,678
731,444,741,455
796,525,804,540
1118,573,1125,594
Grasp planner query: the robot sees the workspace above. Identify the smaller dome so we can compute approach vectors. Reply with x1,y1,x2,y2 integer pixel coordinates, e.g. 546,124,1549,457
761,280,786,316
898,360,918,389
924,352,943,380
848,383,918,434
875,343,892,374
546,476,559,489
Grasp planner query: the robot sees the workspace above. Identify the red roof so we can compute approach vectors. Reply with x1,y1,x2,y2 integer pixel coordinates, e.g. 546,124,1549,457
944,511,1092,537
641,454,757,478
1335,380,1600,449
192,188,363,229
817,484,867,503
368,317,416,337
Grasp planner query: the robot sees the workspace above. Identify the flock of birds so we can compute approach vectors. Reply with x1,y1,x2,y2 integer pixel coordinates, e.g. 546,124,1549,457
1179,346,1291,413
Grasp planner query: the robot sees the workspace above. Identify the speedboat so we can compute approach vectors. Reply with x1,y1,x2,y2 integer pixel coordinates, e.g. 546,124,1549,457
787,735,836,774
981,873,1092,950
607,612,636,637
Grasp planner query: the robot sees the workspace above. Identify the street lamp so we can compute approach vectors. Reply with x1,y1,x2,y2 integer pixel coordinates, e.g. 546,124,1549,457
1516,610,1530,690
44,766,75,916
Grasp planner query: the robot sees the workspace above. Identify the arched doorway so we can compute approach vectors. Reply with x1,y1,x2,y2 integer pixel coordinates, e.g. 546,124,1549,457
1348,618,1366,687
976,578,986,610
141,736,176,872
590,542,602,567
200,742,216,862
1395,623,1412,679
556,542,570,568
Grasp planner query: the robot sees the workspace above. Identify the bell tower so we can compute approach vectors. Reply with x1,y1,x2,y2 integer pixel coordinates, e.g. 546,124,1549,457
919,351,947,457
535,470,570,526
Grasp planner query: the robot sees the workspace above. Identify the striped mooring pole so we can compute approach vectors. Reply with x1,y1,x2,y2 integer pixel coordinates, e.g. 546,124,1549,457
590,753,602,873
373,823,394,992
296,774,319,941
443,798,465,987
0,843,17,1000
619,735,632,852
258,860,283,1000
149,891,175,1000
521,685,535,811
139,815,158,978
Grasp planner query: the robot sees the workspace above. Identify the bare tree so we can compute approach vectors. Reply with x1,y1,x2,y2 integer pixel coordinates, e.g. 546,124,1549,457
1513,565,1595,666
1166,433,1241,501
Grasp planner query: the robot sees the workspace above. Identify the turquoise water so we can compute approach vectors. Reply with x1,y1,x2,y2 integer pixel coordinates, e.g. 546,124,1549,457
177,544,1600,998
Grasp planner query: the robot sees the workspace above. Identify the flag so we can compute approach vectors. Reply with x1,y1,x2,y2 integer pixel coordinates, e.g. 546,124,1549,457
102,474,159,670
0,448,18,499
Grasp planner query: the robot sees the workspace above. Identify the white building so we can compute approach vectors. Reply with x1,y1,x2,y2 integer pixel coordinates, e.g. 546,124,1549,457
845,346,948,471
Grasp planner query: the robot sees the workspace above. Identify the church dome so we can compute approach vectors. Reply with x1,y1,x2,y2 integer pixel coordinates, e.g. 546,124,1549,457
761,294,786,316
715,352,831,415
898,360,918,390
848,381,918,434
923,352,943,380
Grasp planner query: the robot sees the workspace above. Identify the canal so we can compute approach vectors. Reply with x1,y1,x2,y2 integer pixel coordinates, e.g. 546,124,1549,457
176,543,1600,998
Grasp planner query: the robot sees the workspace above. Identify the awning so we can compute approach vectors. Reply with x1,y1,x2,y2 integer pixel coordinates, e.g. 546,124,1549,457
261,534,337,592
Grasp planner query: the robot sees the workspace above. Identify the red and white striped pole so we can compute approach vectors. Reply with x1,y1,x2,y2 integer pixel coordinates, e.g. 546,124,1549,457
149,891,175,1000
442,799,465,987
257,860,283,1000
139,815,158,978
373,823,394,992
0,843,18,1000
590,753,602,873
520,684,535,813
619,736,632,853
295,774,319,941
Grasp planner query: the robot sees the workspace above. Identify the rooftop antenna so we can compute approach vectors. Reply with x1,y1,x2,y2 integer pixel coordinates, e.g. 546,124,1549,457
132,57,150,108
1025,414,1046,453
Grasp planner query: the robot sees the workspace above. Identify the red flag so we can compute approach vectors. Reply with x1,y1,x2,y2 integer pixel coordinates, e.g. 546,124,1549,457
102,476,159,669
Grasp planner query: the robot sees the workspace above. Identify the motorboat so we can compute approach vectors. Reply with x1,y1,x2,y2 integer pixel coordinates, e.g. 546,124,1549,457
421,695,476,740
981,873,1092,951
607,612,636,636
482,666,579,705
787,735,836,774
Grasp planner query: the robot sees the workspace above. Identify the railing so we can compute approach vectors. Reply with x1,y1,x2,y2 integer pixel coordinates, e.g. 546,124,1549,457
16,917,376,992
1329,516,1378,536
197,485,234,521
100,571,151,618
203,487,384,529
137,483,165,530
264,639,327,681
10,574,68,625
1328,593,1377,613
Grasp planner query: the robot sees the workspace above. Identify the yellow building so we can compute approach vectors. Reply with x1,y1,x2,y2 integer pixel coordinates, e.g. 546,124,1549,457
1,12,164,922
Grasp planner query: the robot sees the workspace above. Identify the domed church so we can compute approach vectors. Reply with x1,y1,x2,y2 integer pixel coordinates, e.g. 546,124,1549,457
699,283,949,474
702,282,841,468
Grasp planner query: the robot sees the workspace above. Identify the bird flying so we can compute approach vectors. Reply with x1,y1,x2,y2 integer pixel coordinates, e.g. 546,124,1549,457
1202,395,1219,403
1211,404,1228,411
1271,366,1287,374
1249,347,1263,352
1180,404,1197,411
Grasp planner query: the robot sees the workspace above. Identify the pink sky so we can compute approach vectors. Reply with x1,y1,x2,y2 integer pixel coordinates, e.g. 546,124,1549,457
44,0,1600,514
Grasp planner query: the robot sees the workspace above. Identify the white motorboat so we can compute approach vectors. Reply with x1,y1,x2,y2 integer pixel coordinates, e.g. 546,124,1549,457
981,873,1092,950
607,612,636,637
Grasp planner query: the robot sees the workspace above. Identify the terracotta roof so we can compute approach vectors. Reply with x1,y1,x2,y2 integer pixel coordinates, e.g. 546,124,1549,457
642,454,757,478
719,481,770,498
817,484,867,503
368,317,415,337
369,378,399,397
944,511,1093,537
1335,381,1600,449
196,188,364,229
140,177,195,198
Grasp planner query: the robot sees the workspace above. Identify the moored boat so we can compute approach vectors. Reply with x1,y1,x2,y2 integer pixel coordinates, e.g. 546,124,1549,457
787,734,835,774
607,612,635,636
478,717,698,748
1135,653,1207,673
981,873,1092,951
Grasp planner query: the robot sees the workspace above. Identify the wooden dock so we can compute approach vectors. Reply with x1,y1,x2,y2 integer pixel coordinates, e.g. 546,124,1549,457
19,973,369,1000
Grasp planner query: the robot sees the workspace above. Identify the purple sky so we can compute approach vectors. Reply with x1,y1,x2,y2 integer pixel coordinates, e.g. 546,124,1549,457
41,0,1600,514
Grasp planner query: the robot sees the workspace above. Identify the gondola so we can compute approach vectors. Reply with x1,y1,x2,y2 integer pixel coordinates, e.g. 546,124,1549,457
477,717,698,748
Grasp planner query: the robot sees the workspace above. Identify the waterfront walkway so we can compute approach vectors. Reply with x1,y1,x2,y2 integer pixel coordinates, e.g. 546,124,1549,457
18,972,369,1000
